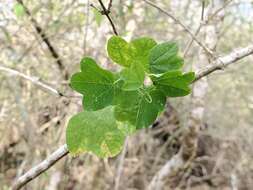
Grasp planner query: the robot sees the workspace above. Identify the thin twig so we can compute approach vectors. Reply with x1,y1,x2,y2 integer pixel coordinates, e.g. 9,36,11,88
108,0,113,11
12,144,69,190
16,0,69,79
183,25,202,57
143,0,214,57
0,65,63,97
97,0,118,35
194,44,253,81
201,0,205,21
183,1,205,57
208,0,233,21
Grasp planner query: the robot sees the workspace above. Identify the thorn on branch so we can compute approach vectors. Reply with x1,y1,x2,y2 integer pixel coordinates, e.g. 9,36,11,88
90,3,100,12
90,3,111,15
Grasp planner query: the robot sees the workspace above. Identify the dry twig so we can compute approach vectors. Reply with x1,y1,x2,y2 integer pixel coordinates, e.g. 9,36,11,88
143,0,214,57
194,44,253,81
12,144,69,190
0,65,63,97
96,0,118,35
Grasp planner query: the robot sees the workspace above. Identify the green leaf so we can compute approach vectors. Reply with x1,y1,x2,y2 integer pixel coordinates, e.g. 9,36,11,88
131,37,157,70
107,36,157,68
107,36,132,67
107,36,156,90
117,122,136,135
70,57,116,111
151,71,195,97
149,42,184,74
114,87,166,129
66,106,126,158
93,9,103,26
121,61,145,91
67,37,195,160
14,3,25,18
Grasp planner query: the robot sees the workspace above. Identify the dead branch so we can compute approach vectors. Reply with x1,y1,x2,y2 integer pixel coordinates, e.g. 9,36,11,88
143,0,214,57
195,44,253,81
0,65,63,97
12,144,69,190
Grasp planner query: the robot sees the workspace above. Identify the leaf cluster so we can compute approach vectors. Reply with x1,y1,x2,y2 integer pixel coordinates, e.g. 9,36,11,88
66,36,195,158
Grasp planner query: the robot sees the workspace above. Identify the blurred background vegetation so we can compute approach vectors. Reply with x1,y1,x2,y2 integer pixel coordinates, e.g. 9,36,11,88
0,0,253,189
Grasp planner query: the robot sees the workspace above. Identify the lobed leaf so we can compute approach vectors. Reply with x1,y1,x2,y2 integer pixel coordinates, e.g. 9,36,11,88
149,42,184,74
107,36,156,91
114,87,166,129
120,61,145,91
130,37,157,71
151,71,195,97
67,37,195,159
107,36,132,67
70,57,116,111
107,36,157,68
66,106,126,158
